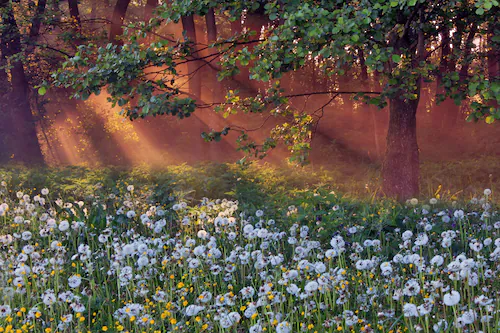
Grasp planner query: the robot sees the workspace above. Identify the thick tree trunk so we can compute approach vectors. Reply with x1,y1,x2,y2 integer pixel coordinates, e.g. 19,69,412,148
0,0,44,164
109,0,131,44
382,97,419,199
206,8,217,44
143,0,157,22
182,15,201,98
67,0,81,30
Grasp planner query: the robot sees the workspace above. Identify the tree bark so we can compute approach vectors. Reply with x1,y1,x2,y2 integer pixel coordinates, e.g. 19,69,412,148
109,0,131,44
358,48,368,81
382,97,419,199
434,26,459,129
143,0,157,23
230,15,242,35
0,0,44,164
0,49,8,95
459,24,477,79
90,0,97,20
67,0,81,30
487,22,499,80
50,0,61,23
29,0,47,40
437,27,452,86
206,8,217,44
182,15,201,98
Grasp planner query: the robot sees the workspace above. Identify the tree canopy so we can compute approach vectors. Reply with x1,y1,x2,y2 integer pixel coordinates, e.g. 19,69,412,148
42,0,500,198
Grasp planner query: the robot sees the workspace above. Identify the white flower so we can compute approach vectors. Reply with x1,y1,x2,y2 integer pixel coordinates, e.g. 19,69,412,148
126,210,136,218
276,321,291,333
415,233,429,246
198,291,212,303
403,303,419,317
0,305,12,318
410,198,418,205
68,275,82,288
127,185,134,192
459,309,477,325
304,281,319,293
443,290,460,306
185,305,204,316
42,291,57,306
314,262,326,274
21,231,32,240
484,189,491,196
402,230,413,241
403,279,421,296
429,198,438,205
469,241,483,252
454,210,464,219
197,230,208,239
58,220,70,232
433,319,448,332
286,284,300,296
41,188,49,195
380,262,393,276
430,255,444,266
122,244,135,255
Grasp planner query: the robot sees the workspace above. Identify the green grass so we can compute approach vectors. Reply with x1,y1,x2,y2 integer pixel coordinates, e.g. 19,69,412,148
0,157,497,206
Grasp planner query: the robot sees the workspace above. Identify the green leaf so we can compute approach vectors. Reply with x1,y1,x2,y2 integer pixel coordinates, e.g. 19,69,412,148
351,34,360,42
476,7,485,15
392,54,401,63
390,1,399,7
38,86,47,96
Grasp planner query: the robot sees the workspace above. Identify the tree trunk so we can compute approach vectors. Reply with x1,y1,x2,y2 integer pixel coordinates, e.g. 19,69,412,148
0,49,8,95
206,8,217,44
29,0,47,40
437,27,451,87
358,48,368,81
90,0,97,20
0,0,44,164
488,22,499,80
109,0,131,44
230,15,242,35
50,0,61,23
434,27,459,129
143,0,157,23
67,0,81,30
459,24,477,79
382,97,419,199
182,15,201,98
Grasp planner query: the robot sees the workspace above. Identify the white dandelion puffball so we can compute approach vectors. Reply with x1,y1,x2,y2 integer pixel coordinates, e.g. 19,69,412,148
443,290,460,306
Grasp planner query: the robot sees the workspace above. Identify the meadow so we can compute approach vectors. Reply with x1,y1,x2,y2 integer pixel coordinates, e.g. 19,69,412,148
0,163,498,333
